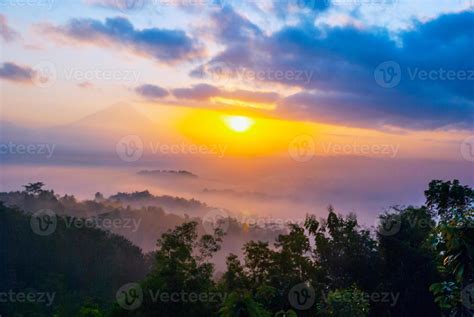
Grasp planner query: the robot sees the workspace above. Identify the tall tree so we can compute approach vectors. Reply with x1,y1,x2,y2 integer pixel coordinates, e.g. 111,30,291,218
426,180,474,316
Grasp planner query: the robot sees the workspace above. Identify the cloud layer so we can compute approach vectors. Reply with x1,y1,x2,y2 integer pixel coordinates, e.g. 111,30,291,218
4,3,473,131
135,84,169,99
197,8,474,130
43,16,203,64
135,83,280,110
0,14,19,42
0,62,35,83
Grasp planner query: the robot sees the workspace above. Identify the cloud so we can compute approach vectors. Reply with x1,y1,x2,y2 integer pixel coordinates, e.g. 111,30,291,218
211,5,263,43
42,16,203,64
281,90,473,130
0,14,19,42
0,62,35,83
172,84,220,100
134,82,281,110
135,84,169,99
78,81,96,89
197,9,474,130
171,84,280,105
83,0,147,11
220,89,280,104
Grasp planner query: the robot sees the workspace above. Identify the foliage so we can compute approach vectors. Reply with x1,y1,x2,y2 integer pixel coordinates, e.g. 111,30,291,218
425,180,474,316
219,291,271,317
23,182,46,195
376,206,440,315
1,180,473,316
0,203,147,316
323,286,370,317
111,222,225,316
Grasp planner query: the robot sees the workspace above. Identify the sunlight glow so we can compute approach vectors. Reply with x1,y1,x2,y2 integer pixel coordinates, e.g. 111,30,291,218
225,116,254,133
211,97,276,110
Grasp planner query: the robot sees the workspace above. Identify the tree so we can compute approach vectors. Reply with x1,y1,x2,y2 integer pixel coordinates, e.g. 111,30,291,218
425,180,474,316
220,208,380,315
23,182,45,195
95,192,105,202
219,291,271,317
322,286,369,317
115,221,225,317
221,254,249,291
0,204,147,316
3,180,472,316
308,209,380,292
376,207,440,315
425,180,474,219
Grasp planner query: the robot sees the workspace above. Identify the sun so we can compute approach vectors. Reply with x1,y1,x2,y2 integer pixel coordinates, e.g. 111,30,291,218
225,115,254,133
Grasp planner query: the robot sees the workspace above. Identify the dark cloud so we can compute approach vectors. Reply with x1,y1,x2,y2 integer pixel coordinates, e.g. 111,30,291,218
0,14,19,42
134,83,281,109
170,83,281,105
190,4,265,84
197,9,474,130
44,16,203,64
135,84,169,99
0,62,35,83
281,89,472,130
211,5,263,43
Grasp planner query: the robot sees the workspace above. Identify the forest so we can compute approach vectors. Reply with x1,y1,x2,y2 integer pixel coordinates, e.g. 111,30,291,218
0,179,473,316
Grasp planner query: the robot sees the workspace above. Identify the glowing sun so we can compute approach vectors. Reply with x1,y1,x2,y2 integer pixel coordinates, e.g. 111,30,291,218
225,115,254,133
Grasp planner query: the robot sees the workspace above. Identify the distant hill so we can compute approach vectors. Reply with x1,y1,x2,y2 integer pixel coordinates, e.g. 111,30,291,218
0,185,284,270
108,190,208,214
138,169,198,178
64,102,156,133
0,103,166,164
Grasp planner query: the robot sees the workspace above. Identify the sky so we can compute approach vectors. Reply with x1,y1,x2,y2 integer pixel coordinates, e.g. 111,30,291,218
0,0,473,224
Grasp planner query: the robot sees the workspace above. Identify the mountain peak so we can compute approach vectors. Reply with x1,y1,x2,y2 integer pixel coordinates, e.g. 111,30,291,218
71,102,154,130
